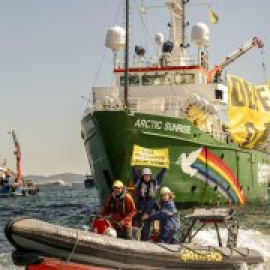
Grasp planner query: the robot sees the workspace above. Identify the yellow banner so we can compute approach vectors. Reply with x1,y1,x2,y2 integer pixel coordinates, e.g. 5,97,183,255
131,145,169,168
228,75,270,148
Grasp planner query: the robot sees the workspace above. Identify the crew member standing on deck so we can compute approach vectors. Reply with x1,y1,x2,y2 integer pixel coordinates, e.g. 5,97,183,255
101,180,136,240
132,167,166,241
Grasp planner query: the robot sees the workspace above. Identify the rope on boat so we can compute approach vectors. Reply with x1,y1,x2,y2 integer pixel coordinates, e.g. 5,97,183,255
209,246,230,258
232,247,250,257
63,229,80,270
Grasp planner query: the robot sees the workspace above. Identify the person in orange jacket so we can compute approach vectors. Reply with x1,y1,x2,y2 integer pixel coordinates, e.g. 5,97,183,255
101,180,136,239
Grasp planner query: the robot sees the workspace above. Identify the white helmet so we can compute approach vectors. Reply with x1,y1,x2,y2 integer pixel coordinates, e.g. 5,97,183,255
160,186,171,195
142,168,152,175
103,227,117,238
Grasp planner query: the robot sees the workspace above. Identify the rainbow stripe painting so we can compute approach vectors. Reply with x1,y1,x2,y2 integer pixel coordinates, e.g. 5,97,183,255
179,147,246,205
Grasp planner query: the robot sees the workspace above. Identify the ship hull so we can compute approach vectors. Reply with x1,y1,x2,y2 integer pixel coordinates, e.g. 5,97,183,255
81,110,270,207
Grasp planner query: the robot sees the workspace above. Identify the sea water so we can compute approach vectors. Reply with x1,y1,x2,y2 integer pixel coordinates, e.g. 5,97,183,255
0,184,269,269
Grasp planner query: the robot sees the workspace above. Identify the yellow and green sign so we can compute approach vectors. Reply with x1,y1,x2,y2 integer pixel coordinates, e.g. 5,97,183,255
131,145,169,168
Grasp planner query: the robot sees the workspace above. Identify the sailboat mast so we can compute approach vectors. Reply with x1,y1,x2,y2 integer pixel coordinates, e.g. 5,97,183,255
124,0,129,108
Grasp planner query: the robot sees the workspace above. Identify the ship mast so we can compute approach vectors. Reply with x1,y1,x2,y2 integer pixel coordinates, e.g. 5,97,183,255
124,0,129,108
10,130,22,184
167,0,188,65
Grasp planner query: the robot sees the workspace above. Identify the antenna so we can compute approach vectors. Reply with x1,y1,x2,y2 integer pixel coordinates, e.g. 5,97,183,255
124,0,130,109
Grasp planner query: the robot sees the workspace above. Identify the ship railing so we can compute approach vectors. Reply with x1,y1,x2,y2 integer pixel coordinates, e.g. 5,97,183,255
128,97,186,117
91,96,186,117
114,55,200,70
94,99,125,112
83,104,94,116
90,98,234,144
200,124,234,144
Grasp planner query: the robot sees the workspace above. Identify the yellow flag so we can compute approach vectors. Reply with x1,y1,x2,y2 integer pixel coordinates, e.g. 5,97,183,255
228,74,270,148
210,9,219,24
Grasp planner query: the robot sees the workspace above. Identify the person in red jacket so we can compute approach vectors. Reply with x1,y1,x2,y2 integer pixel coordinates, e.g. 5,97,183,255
101,180,136,239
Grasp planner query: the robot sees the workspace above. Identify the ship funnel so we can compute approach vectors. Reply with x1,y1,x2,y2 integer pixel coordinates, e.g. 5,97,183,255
105,26,126,52
191,23,210,47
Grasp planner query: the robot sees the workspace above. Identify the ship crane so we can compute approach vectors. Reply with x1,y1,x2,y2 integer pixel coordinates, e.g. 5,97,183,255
207,37,264,83
9,130,22,184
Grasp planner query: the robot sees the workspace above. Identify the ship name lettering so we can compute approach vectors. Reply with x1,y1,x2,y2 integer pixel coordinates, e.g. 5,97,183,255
134,119,162,129
164,122,191,134
134,119,191,134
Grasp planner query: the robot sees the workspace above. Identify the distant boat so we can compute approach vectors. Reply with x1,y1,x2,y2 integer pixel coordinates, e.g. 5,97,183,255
84,175,95,189
0,167,38,196
53,179,67,186
0,130,39,196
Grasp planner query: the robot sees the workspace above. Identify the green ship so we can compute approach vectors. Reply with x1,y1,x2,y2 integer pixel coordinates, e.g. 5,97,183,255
81,0,270,207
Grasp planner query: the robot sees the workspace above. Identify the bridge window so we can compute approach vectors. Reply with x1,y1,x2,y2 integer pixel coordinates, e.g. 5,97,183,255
164,73,174,85
120,75,140,86
175,73,195,84
142,74,165,86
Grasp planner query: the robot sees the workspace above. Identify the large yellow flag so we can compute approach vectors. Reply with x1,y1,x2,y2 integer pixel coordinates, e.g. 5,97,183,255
210,9,219,24
228,75,270,148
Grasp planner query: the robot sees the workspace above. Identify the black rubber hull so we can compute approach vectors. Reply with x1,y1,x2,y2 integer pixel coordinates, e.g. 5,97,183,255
5,217,264,269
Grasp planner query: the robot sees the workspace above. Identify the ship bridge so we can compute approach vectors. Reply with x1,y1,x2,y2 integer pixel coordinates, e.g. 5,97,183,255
92,64,228,118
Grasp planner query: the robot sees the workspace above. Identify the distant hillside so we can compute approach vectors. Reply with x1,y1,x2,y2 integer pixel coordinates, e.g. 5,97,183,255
24,173,85,184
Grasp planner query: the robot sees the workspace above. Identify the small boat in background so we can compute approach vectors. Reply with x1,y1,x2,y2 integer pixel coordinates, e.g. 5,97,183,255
0,130,39,196
0,167,38,196
84,175,95,189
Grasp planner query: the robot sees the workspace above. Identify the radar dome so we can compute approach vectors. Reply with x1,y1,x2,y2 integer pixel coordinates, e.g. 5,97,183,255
191,23,210,47
155,33,164,46
105,26,126,52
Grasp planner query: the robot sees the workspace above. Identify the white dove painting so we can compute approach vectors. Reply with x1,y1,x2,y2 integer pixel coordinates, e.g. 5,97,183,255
175,147,246,205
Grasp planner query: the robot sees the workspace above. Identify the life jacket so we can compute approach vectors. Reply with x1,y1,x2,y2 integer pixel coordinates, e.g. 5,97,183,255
136,178,157,199
110,189,127,216
160,201,178,231
160,201,178,217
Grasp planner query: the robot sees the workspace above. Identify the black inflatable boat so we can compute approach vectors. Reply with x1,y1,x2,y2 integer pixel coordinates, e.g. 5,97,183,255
5,212,264,269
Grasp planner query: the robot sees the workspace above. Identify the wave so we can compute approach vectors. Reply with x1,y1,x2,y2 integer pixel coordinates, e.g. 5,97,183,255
193,228,270,269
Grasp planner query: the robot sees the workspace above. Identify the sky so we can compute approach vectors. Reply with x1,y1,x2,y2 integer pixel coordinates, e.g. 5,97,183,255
0,0,269,175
